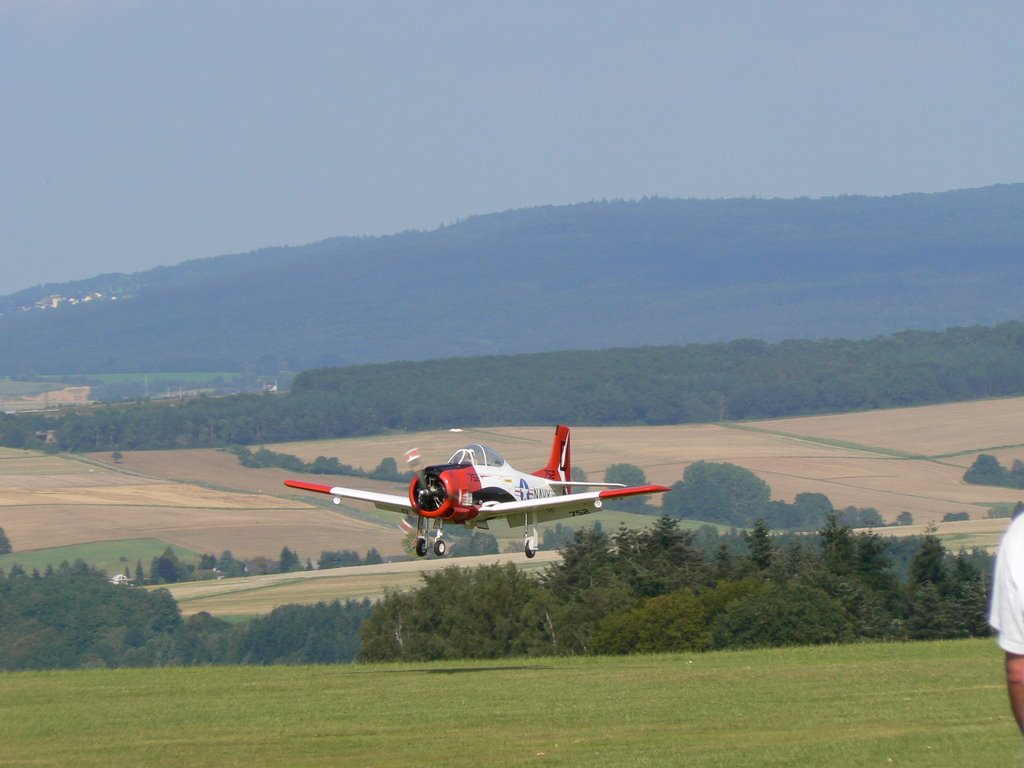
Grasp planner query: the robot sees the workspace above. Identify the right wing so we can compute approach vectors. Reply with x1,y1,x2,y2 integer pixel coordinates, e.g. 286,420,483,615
283,479,412,514
474,484,671,526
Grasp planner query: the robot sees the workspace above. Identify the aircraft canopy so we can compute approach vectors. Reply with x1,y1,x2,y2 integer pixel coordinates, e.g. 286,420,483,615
447,444,506,468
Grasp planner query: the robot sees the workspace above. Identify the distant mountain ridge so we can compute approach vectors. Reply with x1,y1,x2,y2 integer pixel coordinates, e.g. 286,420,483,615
1,184,1022,375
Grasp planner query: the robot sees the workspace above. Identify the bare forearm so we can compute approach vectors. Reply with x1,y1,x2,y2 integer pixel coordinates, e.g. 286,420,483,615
1005,653,1024,732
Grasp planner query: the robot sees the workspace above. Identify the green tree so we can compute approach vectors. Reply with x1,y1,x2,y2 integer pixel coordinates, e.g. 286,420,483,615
218,550,245,577
837,506,884,528
663,461,770,526
603,463,651,513
604,463,647,487
590,591,711,655
743,519,774,572
613,516,710,596
712,583,851,649
948,551,990,637
279,547,301,573
149,547,180,584
358,564,551,662
0,526,11,555
539,525,632,654
319,550,362,569
964,453,1012,487
232,600,372,664
1012,460,1024,488
198,553,217,570
542,523,578,550
765,492,834,530
820,514,856,577
908,526,949,593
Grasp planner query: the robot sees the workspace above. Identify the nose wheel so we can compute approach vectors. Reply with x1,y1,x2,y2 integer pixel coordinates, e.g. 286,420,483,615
413,516,448,557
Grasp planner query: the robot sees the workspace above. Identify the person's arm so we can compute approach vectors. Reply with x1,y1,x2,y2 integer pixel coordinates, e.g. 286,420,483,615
1005,652,1024,732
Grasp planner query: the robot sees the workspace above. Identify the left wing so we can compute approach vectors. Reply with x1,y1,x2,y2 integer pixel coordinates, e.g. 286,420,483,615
475,484,671,526
283,479,412,514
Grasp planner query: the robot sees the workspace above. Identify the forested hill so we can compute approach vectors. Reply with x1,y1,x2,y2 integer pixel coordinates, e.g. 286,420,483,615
3,321,1023,452
1,184,1023,375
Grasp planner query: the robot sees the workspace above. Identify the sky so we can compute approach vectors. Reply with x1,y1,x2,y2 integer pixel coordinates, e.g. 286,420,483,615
2,1,1022,295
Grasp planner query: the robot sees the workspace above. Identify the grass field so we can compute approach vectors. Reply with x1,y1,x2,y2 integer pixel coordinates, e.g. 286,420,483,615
0,538,199,578
0,639,1016,767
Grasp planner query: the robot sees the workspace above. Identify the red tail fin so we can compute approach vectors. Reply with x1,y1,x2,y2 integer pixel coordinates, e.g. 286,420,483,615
534,424,571,488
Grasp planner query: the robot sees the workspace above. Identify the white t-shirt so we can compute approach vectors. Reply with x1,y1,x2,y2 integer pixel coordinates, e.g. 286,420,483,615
991,513,1024,654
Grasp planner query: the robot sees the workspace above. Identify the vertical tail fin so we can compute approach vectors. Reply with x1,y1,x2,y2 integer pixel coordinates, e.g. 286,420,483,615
534,424,571,491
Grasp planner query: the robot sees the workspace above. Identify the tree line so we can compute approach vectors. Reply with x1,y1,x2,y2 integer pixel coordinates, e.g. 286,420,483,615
0,560,371,670
1,321,1023,453
358,516,991,661
136,546,387,585
229,445,413,482
0,517,991,670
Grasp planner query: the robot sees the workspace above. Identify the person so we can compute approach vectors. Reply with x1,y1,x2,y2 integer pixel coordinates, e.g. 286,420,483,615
991,503,1024,733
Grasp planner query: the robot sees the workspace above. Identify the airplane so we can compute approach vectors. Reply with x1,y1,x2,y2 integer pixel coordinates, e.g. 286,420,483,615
284,424,670,558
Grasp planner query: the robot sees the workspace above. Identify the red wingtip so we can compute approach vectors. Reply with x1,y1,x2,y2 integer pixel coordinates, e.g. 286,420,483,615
284,479,334,494
598,484,672,500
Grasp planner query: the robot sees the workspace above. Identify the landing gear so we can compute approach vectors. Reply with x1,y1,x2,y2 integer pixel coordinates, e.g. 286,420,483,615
414,513,430,557
524,510,540,558
431,522,448,556
524,536,538,558
413,515,448,558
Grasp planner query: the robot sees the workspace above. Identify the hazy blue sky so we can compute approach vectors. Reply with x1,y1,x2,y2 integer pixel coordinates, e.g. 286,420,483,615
2,1,1021,295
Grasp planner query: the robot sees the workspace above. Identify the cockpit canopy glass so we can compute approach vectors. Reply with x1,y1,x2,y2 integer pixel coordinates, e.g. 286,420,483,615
447,444,506,467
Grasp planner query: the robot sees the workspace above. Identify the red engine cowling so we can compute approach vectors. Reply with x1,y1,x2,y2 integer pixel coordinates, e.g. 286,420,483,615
408,466,479,521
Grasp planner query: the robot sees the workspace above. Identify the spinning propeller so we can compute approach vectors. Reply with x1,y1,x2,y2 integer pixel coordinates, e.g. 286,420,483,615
404,448,452,517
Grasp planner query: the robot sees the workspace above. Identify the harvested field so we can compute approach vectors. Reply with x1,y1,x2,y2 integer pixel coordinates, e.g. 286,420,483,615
272,396,1024,534
3,396,1023,575
0,384,92,412
166,550,560,616
744,396,1024,456
0,449,403,560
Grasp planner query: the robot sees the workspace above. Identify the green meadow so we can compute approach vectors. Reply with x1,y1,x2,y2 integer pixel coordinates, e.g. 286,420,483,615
0,539,199,579
0,639,1017,767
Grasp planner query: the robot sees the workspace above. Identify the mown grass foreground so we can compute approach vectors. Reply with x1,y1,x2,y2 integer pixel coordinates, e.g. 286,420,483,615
0,639,1017,767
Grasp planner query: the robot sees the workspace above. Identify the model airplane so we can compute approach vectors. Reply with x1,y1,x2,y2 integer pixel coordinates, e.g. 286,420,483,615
284,424,670,558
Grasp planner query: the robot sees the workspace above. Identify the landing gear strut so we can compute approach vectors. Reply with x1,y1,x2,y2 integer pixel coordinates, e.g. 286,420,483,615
524,510,539,558
413,515,448,557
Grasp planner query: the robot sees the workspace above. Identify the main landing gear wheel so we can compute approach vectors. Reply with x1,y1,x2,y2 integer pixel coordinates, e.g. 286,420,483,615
415,537,429,557
524,533,538,559
433,538,447,557
524,515,540,558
